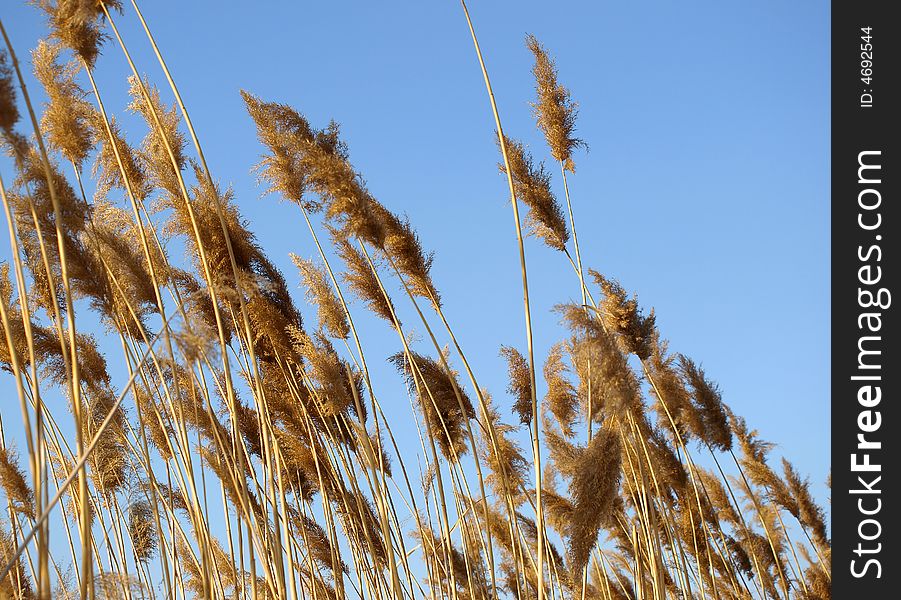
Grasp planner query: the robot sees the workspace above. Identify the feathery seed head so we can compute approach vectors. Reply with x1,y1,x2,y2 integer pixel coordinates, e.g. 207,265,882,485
127,76,186,197
291,510,347,574
480,394,529,503
371,202,441,307
677,355,732,451
543,342,579,436
242,91,318,208
39,0,123,67
292,254,350,340
697,467,740,527
644,331,699,442
0,447,34,519
290,327,364,422
558,303,641,421
333,233,396,324
32,40,94,165
84,200,159,333
389,350,475,460
243,93,388,245
0,51,20,135
526,34,585,171
500,135,570,251
590,270,656,360
84,382,128,494
545,426,580,480
782,458,829,549
135,386,175,461
500,345,532,425
90,112,151,201
1,525,35,600
127,500,157,562
569,428,622,573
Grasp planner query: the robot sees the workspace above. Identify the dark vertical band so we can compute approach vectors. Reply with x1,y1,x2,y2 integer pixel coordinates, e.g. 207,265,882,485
832,3,897,596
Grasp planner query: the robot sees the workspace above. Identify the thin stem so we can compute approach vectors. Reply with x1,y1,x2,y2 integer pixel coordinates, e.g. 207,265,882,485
458,3,544,597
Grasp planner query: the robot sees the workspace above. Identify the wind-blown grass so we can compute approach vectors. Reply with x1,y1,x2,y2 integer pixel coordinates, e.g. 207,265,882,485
0,3,829,600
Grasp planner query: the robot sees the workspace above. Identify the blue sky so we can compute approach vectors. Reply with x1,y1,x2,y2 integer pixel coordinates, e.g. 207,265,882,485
3,0,830,514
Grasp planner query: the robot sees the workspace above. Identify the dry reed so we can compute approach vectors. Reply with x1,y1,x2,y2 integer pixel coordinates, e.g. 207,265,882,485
0,5,830,600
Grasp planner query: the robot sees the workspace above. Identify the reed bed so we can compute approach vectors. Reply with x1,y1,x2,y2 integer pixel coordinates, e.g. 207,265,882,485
0,2,829,599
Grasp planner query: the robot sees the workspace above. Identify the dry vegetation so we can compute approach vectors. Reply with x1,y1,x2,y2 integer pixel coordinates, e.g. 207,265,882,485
0,2,829,599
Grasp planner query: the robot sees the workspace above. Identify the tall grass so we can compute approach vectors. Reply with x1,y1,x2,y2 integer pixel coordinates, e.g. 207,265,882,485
0,2,829,600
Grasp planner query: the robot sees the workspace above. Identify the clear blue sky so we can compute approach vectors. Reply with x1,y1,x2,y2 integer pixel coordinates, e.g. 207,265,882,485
3,0,830,508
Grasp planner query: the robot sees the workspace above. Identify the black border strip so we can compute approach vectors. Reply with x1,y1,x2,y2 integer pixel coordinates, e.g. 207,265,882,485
832,3,898,597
